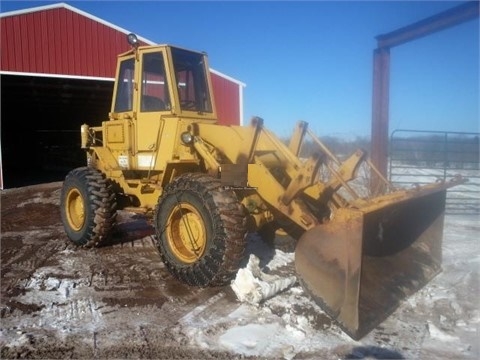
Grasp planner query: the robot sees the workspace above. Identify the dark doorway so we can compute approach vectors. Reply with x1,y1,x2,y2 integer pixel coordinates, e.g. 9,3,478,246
1,74,113,188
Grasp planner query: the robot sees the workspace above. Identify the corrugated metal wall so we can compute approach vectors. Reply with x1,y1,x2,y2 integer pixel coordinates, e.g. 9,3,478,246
1,7,130,78
211,72,241,126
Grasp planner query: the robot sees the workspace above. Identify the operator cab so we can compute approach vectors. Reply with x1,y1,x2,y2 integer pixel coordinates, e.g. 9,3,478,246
111,33,215,119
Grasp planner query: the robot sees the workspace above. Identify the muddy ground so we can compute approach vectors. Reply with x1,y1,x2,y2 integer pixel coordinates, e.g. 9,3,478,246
0,182,259,359
1,182,479,359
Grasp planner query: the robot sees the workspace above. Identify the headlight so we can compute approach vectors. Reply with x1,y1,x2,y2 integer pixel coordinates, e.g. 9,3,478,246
127,33,139,48
181,131,194,144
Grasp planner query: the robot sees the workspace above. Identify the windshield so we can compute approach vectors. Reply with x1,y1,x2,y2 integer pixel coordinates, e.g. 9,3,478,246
171,47,212,113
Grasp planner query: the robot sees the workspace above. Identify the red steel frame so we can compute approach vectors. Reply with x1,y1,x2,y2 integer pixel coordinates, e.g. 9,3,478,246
370,1,479,179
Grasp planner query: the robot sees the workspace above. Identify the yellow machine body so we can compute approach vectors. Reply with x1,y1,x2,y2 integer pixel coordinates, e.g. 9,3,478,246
75,36,465,340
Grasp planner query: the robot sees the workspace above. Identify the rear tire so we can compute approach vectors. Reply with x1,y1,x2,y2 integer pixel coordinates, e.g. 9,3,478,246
60,167,117,247
154,173,247,287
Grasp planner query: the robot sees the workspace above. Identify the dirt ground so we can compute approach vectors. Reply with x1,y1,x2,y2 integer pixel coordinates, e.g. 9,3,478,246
1,182,479,359
0,182,259,359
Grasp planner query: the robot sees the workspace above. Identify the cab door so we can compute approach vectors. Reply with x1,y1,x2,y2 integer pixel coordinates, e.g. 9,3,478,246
106,55,136,169
135,49,173,170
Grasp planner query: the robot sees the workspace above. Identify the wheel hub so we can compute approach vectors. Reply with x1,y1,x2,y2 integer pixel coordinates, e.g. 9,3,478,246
66,188,85,231
167,203,207,263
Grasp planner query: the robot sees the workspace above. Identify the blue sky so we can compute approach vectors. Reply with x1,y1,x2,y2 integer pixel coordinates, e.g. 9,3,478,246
1,1,479,139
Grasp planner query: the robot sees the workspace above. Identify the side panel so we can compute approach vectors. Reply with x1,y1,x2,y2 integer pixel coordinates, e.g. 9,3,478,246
103,119,134,170
105,120,133,151
135,115,163,152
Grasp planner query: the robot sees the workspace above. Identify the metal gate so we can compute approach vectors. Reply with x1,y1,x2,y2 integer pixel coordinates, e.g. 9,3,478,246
389,129,479,215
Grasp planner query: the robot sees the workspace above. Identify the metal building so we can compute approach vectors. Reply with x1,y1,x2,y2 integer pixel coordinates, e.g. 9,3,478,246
0,2,245,189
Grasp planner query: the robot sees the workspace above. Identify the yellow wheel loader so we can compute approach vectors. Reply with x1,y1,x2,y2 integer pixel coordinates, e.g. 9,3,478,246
60,33,465,340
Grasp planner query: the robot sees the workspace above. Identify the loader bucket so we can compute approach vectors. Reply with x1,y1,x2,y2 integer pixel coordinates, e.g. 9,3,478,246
295,187,448,340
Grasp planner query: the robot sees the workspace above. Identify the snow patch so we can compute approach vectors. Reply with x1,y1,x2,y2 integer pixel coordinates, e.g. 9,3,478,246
265,249,294,271
231,254,297,304
428,322,459,342
218,323,297,359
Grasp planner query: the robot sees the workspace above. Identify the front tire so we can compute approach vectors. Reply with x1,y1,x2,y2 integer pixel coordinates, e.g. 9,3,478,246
154,173,247,287
60,167,117,247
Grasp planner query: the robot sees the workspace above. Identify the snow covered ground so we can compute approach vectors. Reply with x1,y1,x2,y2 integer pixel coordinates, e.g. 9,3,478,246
172,212,479,359
1,170,478,359
390,165,479,214
191,169,480,358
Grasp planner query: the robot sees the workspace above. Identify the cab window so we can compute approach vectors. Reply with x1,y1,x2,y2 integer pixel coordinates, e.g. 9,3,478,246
141,52,170,112
172,47,212,113
113,58,135,113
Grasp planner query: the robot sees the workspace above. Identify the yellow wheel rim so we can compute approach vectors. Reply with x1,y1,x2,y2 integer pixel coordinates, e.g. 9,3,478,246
65,188,85,231
166,203,207,264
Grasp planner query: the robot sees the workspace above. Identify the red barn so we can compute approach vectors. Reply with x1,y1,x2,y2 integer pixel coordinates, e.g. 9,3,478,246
0,2,245,188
